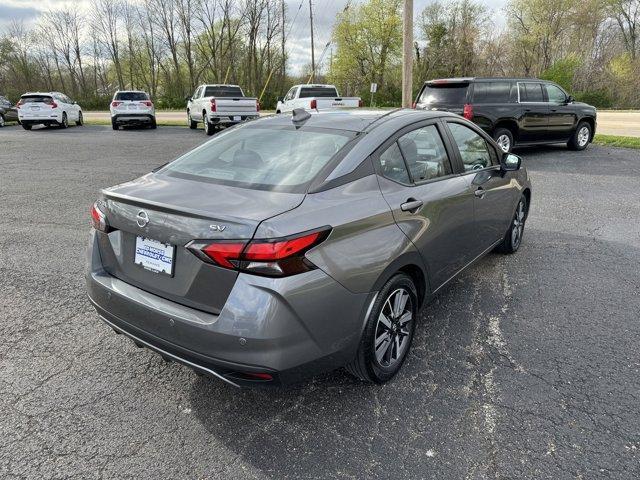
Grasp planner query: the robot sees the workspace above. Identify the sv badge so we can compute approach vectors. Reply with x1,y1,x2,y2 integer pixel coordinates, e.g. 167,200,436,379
209,224,226,232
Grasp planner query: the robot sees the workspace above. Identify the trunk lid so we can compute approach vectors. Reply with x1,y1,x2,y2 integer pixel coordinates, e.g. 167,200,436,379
97,173,304,313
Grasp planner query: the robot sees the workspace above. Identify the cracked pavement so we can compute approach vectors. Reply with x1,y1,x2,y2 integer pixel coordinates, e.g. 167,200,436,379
1,125,639,479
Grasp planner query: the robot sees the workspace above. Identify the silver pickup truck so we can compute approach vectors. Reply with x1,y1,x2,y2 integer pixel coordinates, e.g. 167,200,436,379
187,84,260,135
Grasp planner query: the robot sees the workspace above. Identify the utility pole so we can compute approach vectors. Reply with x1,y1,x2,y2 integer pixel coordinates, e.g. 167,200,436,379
281,0,286,83
402,0,413,108
309,0,315,83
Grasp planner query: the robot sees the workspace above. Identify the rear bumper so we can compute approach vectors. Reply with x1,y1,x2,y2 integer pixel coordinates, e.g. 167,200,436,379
86,231,371,386
19,112,62,124
112,114,155,124
206,113,259,125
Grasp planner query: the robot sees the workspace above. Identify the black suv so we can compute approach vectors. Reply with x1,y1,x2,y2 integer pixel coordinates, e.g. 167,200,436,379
0,95,19,127
414,78,597,152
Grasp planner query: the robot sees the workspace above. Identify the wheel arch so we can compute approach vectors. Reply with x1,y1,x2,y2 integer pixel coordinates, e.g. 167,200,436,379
370,251,429,309
493,119,519,140
522,187,532,216
580,116,596,141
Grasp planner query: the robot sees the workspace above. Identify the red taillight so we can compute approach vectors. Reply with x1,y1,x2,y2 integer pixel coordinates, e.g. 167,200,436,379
189,227,331,277
210,98,216,112
16,100,23,109
48,100,58,108
411,102,416,109
256,100,260,112
141,101,153,107
310,99,317,110
90,201,109,232
358,99,363,108
111,101,122,107
463,103,473,120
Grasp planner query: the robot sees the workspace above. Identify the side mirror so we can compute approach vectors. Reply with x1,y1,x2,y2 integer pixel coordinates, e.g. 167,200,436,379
277,97,284,103
501,152,521,172
566,95,574,104
185,96,192,102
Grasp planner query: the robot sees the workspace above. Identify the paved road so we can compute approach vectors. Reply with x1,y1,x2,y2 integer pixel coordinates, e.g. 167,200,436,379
1,125,639,479
83,110,640,137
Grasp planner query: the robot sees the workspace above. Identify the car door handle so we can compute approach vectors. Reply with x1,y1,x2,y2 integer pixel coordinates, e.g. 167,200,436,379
474,188,486,198
400,199,423,212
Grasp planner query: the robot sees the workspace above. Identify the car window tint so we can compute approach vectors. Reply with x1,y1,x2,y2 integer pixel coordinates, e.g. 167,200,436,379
160,126,354,192
299,87,338,98
519,82,544,102
204,86,243,97
115,91,149,101
21,95,53,104
379,142,411,184
545,84,566,103
448,123,493,171
397,125,451,182
473,82,513,103
419,83,469,104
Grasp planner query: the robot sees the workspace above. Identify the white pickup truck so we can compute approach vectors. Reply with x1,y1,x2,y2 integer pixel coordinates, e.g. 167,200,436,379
187,84,260,135
276,84,362,114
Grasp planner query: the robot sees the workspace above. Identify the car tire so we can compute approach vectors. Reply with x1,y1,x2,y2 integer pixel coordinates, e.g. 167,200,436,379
496,194,527,254
345,273,418,384
111,120,118,130
188,112,197,129
150,118,157,129
204,117,215,136
568,121,591,151
0,114,5,127
493,128,514,153
76,111,83,126
60,112,68,129
22,123,32,130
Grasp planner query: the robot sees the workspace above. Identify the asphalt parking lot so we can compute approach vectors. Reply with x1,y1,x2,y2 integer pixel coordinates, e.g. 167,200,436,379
1,124,639,479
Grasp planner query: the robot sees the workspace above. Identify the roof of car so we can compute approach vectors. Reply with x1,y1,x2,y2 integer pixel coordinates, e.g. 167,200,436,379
253,108,457,133
425,77,552,84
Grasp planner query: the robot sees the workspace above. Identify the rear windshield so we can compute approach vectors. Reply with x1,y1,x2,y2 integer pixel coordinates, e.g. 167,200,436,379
159,126,355,192
115,91,149,101
472,82,515,103
20,95,53,104
418,83,469,105
299,87,338,98
204,86,244,97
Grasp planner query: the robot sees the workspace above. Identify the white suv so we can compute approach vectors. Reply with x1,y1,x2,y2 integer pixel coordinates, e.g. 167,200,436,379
110,91,156,130
17,92,83,130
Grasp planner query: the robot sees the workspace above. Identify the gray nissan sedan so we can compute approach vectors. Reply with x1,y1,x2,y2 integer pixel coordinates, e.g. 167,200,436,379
87,109,532,387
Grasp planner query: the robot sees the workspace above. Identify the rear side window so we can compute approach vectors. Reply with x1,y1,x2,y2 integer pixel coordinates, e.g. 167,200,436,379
20,95,53,104
299,87,338,98
115,91,150,101
204,86,244,97
472,82,515,103
379,143,411,184
519,83,544,102
418,83,469,105
159,126,355,192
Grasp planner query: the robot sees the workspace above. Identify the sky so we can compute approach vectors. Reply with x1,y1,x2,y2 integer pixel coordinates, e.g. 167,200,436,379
0,0,509,75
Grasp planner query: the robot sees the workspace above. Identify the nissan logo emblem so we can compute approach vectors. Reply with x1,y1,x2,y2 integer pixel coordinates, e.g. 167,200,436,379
136,210,149,228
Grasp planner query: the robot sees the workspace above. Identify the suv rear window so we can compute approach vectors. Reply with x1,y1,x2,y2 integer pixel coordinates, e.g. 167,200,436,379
299,87,338,98
204,86,244,97
418,83,469,105
159,126,355,192
472,82,515,103
114,91,149,101
20,95,53,104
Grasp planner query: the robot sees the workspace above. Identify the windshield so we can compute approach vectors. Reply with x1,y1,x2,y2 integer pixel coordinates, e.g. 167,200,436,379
204,86,244,97
115,91,149,101
299,87,338,98
159,126,356,192
419,83,469,105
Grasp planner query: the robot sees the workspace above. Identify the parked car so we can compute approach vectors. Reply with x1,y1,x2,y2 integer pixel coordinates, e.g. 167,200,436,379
86,108,531,387
17,92,83,130
186,84,259,135
0,95,19,127
276,84,362,113
110,90,156,130
414,77,596,152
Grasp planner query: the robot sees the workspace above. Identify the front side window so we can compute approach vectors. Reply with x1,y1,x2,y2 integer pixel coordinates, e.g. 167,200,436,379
379,142,411,184
448,123,494,171
284,87,296,101
397,125,452,182
159,126,355,192
519,83,544,102
545,84,567,103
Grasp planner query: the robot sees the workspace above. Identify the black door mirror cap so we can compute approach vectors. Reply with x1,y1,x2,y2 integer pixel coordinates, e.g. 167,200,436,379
277,97,284,103
501,152,522,172
566,95,574,104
